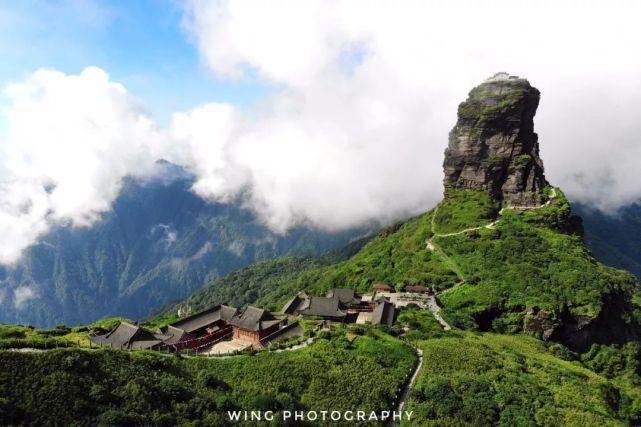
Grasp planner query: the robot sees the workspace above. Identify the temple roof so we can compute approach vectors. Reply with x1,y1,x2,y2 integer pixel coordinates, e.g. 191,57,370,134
327,288,361,305
371,301,395,327
281,292,310,314
229,306,281,332
90,322,159,349
300,296,346,318
169,305,238,334
157,325,193,345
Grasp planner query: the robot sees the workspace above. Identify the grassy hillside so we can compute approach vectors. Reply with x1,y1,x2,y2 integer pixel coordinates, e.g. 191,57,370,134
0,326,414,425
175,189,641,350
438,202,639,334
403,333,641,426
4,188,639,424
176,211,459,314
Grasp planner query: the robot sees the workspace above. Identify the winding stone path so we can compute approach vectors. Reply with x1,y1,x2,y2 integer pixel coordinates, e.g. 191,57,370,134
426,296,451,331
424,188,558,329
387,344,423,427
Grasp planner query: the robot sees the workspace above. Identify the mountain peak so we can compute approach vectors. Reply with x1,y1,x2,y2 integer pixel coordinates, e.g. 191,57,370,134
443,74,549,206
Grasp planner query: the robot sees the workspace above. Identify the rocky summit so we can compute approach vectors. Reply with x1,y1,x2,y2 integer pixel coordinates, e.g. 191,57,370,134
443,72,549,206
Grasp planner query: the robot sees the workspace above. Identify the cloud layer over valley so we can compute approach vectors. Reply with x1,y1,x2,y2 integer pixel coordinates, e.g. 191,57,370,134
1,0,641,264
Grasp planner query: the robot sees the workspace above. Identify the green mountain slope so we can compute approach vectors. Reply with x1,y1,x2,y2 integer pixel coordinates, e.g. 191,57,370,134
404,333,641,426
0,328,415,425
3,75,641,425
175,188,641,350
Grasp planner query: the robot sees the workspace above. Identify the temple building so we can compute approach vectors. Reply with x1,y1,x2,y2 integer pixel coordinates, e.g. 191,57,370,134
90,304,293,352
371,299,395,327
372,283,393,293
282,291,347,321
167,304,238,336
282,288,396,326
90,322,167,350
229,306,283,343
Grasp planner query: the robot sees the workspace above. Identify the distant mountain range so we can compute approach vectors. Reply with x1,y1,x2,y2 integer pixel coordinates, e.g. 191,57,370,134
0,162,368,327
576,202,641,281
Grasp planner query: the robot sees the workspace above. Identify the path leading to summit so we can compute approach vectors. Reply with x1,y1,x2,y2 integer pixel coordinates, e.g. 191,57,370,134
387,345,423,427
426,296,451,331
424,188,558,329
499,188,557,214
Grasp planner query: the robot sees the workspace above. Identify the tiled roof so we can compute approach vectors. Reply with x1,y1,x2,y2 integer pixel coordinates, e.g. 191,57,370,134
405,286,430,293
157,325,193,345
371,301,395,327
300,296,346,318
169,305,238,334
327,288,360,305
281,292,309,314
90,322,158,348
229,306,281,332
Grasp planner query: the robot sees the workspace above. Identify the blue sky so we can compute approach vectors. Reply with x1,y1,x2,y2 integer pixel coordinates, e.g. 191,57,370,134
0,0,271,124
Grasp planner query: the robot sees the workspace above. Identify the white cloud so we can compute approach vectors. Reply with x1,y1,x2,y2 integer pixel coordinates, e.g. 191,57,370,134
0,67,165,264
13,285,37,309
151,223,178,247
168,241,213,270
179,0,641,221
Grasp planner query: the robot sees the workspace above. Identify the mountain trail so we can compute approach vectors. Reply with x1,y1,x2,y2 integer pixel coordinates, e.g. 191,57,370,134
388,345,423,426
423,188,558,328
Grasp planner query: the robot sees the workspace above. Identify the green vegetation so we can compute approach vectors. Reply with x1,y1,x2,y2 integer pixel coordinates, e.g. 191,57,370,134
0,317,143,350
403,333,641,426
0,326,414,426
434,190,499,234
176,188,639,346
512,153,532,170
178,213,459,314
396,308,447,342
90,317,133,332
457,79,532,125
0,324,80,350
3,186,639,425
438,193,639,331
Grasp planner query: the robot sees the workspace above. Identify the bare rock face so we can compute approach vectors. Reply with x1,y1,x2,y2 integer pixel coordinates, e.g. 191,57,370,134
443,73,549,206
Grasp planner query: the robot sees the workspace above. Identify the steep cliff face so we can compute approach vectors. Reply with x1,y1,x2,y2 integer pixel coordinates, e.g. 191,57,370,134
443,73,549,206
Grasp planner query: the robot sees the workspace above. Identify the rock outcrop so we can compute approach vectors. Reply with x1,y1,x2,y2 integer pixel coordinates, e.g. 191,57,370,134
443,72,549,206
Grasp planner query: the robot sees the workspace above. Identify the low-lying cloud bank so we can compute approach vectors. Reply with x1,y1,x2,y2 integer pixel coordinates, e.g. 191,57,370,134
1,0,641,265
